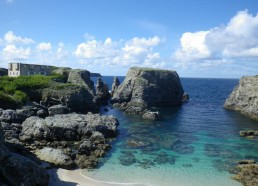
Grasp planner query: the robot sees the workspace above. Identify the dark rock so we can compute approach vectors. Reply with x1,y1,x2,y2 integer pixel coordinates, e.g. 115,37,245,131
110,76,120,96
78,140,94,155
112,67,184,114
239,130,258,138
75,155,98,169
224,76,258,121
48,104,70,116
96,77,110,104
238,160,256,165
182,93,189,101
119,151,137,166
142,110,162,120
0,123,49,186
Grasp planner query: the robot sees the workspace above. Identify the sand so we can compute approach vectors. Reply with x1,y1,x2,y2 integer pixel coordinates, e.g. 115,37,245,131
48,168,145,186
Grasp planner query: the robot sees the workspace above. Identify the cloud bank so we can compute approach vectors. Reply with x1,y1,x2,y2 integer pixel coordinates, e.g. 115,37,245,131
173,10,258,76
0,10,258,77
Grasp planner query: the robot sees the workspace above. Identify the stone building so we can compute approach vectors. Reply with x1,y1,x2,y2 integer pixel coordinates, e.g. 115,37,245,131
8,63,53,77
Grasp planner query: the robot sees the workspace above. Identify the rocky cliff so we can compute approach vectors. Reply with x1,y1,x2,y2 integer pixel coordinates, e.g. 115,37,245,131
111,67,184,114
224,76,258,121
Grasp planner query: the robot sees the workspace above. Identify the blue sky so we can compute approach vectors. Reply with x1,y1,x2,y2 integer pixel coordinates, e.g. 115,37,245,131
0,0,258,78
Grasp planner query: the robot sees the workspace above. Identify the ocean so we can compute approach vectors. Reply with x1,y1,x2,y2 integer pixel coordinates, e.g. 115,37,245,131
86,77,258,186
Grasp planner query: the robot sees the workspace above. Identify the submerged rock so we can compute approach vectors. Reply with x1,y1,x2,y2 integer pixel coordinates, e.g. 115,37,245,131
224,76,258,121
232,160,258,186
111,67,184,114
239,130,258,138
142,110,162,120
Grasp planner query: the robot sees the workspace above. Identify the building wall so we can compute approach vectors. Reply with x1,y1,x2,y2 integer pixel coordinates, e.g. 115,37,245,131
8,63,53,77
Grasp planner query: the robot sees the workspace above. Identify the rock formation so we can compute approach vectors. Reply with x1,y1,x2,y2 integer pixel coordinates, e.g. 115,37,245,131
0,124,49,186
18,113,118,169
95,77,110,104
224,76,258,121
232,160,258,186
111,76,120,96
111,67,184,114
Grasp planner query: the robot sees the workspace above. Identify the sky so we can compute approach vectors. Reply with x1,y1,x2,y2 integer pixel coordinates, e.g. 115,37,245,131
0,0,258,78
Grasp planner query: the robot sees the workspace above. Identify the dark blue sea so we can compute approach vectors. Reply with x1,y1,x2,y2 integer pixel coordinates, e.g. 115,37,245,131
85,77,258,186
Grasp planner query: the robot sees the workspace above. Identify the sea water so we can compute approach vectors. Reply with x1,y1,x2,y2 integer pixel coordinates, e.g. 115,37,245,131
85,77,258,186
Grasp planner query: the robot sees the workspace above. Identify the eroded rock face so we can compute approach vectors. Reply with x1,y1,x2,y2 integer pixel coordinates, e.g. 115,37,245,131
67,69,95,95
0,125,49,186
20,113,119,142
95,77,110,104
111,76,120,96
112,67,184,114
224,76,258,121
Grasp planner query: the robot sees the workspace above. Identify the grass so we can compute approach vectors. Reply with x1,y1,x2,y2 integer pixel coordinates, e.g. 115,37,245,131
0,74,67,108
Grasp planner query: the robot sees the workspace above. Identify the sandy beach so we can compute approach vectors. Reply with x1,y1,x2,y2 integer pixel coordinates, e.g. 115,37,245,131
48,168,146,186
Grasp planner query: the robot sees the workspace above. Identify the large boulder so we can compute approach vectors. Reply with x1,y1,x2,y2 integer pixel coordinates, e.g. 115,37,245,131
19,113,119,142
42,84,97,113
224,76,258,121
48,104,70,116
35,147,74,169
0,124,49,186
112,67,184,114
67,69,95,95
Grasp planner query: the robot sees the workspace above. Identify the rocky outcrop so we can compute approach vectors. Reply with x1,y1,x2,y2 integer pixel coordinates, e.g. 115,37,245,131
111,76,120,96
95,77,110,104
232,160,258,186
20,113,118,142
0,124,49,186
18,113,118,169
67,69,95,95
42,85,97,113
111,67,184,114
224,76,258,121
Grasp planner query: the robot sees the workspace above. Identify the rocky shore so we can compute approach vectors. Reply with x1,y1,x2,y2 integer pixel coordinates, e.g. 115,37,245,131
0,66,187,185
224,75,258,121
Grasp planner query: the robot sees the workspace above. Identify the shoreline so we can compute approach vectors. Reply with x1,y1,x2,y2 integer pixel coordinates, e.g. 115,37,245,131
48,168,147,186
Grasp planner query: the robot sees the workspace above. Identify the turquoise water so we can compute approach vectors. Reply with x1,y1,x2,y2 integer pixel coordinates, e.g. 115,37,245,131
85,78,258,186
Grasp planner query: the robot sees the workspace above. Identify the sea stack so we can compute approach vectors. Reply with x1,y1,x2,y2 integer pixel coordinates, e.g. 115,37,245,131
224,76,258,121
111,67,184,114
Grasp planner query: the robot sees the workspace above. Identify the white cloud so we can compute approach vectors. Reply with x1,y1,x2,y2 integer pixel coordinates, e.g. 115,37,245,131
174,10,258,62
75,35,162,68
2,44,30,60
4,31,34,44
36,42,52,51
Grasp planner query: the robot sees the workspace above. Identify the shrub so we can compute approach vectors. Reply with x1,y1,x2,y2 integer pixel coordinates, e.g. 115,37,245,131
13,90,28,104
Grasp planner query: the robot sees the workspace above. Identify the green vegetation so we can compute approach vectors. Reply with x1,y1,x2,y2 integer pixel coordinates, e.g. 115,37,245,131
0,74,67,109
